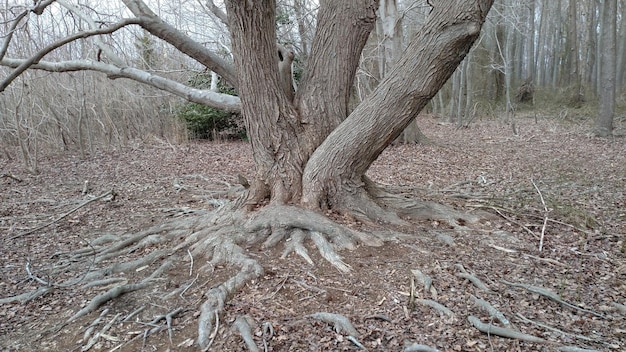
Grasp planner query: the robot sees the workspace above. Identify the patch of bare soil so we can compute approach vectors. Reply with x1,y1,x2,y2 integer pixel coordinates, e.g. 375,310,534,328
1,116,624,352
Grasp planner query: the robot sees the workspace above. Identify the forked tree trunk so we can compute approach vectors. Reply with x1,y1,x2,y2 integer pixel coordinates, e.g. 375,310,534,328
227,0,493,214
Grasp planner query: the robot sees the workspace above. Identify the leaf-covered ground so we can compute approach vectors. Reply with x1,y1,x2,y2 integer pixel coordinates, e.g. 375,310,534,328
1,115,624,351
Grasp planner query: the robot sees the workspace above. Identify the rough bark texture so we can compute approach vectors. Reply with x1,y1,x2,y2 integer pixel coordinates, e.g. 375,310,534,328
226,1,305,203
596,0,616,137
225,0,493,218
296,0,379,152
302,0,493,209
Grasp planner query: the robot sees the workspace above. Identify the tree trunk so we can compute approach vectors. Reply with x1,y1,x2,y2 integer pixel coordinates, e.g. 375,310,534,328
226,0,493,215
302,0,492,210
596,0,616,137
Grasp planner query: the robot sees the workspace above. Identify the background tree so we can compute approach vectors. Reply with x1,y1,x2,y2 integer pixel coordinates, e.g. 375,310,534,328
596,0,617,137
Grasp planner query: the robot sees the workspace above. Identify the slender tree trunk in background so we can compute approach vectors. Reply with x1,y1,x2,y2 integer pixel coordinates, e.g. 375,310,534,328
596,0,605,94
616,0,626,92
565,0,579,88
525,0,536,80
583,0,598,92
536,0,548,87
596,0,616,137
377,0,427,143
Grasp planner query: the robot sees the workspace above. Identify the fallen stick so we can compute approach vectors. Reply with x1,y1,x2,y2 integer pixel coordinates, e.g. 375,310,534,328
531,178,549,251
10,189,115,240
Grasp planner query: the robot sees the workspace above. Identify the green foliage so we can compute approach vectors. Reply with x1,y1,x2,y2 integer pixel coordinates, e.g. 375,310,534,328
177,73,245,140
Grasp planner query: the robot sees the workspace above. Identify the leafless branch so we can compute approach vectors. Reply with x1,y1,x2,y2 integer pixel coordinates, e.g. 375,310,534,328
121,0,237,86
0,1,56,61
0,18,141,92
1,58,241,112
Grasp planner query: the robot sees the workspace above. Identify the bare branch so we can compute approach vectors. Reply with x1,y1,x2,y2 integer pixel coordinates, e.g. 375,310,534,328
0,18,142,92
204,0,229,26
56,0,126,66
0,0,56,61
121,0,237,87
0,58,241,112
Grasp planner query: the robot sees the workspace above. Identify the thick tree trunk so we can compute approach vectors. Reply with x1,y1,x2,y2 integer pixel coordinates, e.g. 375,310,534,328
226,0,493,216
226,0,378,204
302,0,493,210
226,1,305,203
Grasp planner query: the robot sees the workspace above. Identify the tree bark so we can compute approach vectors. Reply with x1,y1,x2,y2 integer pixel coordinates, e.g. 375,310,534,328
596,0,616,137
302,0,493,209
226,0,379,205
226,0,305,203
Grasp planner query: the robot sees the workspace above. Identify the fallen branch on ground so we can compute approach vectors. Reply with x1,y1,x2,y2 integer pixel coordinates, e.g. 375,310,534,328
530,178,549,251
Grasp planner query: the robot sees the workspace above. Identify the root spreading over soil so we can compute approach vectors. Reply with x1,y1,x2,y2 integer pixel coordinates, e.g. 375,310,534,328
1,117,624,351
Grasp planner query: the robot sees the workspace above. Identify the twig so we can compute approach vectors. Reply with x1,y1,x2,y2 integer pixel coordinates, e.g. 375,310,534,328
204,311,220,352
1,173,22,182
473,205,538,239
81,313,120,351
187,248,194,276
10,189,115,240
26,259,50,286
531,178,549,251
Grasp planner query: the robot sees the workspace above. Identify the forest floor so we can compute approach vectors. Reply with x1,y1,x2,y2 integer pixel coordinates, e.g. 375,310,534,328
1,115,625,352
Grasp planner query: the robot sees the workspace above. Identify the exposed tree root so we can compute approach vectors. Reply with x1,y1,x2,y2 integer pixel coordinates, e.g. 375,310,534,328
233,315,259,352
455,264,493,293
363,177,486,228
4,182,498,350
403,343,441,352
307,312,360,336
415,299,455,318
470,294,510,327
467,315,547,343
501,280,604,318
69,282,151,322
